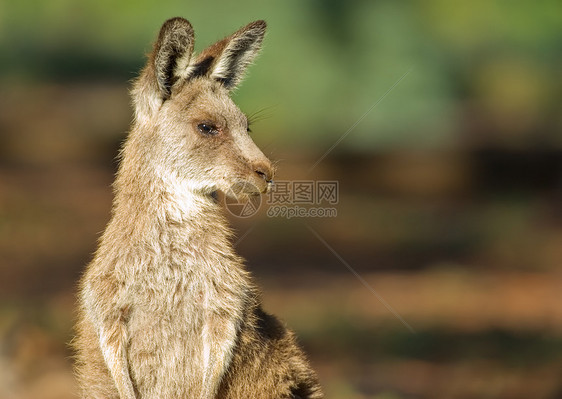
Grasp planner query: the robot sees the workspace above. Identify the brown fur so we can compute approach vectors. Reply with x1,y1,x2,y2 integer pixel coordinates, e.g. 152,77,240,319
73,17,323,399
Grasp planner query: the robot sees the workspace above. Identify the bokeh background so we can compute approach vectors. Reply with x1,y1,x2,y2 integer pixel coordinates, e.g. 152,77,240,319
1,1,561,398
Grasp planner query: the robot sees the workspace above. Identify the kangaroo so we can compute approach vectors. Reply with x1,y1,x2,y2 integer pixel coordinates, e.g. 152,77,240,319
73,17,323,399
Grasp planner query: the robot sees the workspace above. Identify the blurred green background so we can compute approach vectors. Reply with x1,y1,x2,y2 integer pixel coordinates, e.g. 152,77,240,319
0,1,561,398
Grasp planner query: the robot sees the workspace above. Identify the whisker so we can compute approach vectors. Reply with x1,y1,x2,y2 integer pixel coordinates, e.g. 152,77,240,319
247,105,278,126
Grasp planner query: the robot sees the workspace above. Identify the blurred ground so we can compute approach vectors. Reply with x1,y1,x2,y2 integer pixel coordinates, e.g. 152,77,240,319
0,82,561,398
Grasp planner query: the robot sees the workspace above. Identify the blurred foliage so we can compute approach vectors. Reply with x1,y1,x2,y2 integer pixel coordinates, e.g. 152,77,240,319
1,0,560,149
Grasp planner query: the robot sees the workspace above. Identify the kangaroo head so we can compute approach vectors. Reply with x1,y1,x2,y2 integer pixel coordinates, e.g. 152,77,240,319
131,17,273,198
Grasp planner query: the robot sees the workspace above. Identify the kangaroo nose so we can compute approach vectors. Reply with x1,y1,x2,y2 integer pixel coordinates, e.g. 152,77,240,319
254,162,274,182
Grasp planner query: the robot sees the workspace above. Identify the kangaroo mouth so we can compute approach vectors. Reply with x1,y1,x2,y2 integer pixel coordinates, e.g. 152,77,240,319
254,178,273,195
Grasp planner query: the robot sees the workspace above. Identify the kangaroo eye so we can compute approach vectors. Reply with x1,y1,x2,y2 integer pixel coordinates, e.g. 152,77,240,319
197,123,219,136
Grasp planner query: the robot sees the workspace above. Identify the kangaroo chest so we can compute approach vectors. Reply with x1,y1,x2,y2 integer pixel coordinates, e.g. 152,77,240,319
123,238,246,397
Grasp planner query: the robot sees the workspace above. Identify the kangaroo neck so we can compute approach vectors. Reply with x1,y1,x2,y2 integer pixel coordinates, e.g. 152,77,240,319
109,150,235,260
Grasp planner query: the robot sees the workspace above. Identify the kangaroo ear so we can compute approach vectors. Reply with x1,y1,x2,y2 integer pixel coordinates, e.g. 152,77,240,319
190,20,266,90
132,18,194,122
153,17,195,98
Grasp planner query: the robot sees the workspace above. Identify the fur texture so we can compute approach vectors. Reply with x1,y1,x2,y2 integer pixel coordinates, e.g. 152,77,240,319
73,17,323,399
